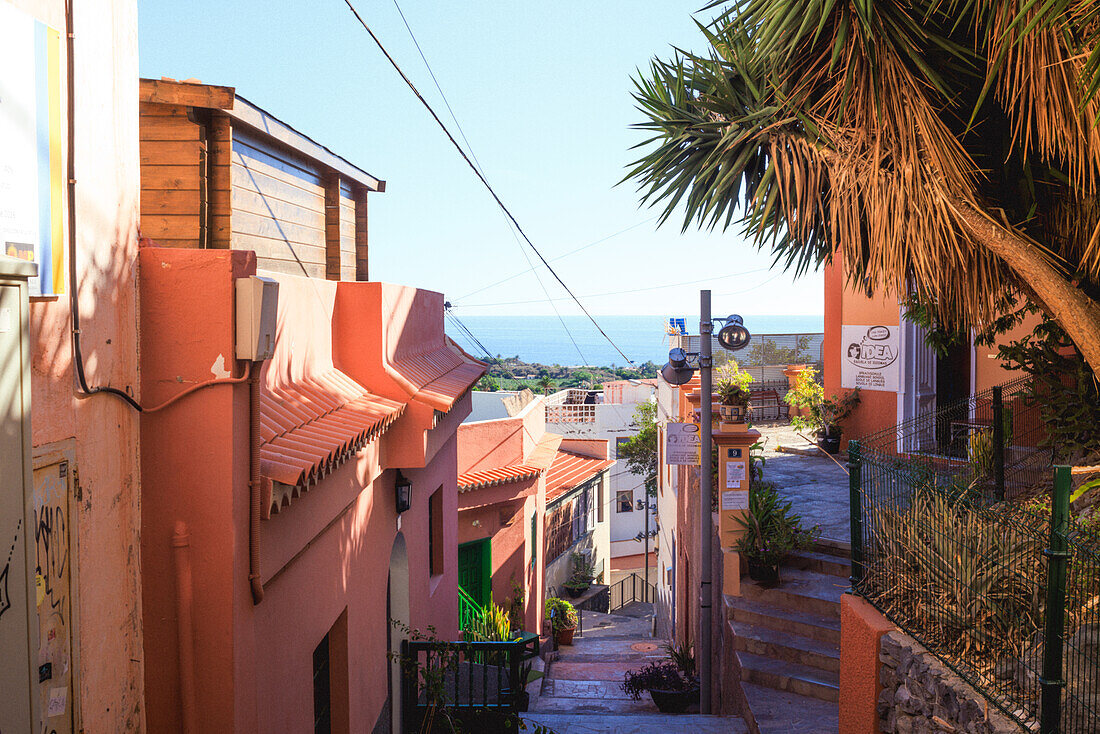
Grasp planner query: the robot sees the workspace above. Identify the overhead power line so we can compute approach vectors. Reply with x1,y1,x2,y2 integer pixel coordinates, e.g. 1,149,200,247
341,0,635,366
388,0,590,366
444,308,493,362
454,215,661,302
454,266,774,308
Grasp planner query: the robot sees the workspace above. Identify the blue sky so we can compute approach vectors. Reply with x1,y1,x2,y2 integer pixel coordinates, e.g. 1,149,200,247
138,1,823,319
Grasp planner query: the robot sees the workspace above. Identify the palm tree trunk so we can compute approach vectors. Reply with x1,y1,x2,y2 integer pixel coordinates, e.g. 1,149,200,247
952,198,1100,382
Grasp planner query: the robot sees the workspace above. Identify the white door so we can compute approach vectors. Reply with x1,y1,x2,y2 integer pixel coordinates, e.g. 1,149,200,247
899,318,937,454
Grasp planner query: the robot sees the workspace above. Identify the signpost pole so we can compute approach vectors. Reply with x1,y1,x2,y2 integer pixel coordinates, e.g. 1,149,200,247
699,289,713,714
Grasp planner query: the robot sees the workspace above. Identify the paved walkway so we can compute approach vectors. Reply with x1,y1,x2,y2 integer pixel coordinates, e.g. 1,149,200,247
523,605,746,733
754,423,850,543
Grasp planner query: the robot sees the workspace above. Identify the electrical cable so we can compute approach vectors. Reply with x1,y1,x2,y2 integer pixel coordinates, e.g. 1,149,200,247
444,309,493,361
454,216,660,303
65,0,142,412
385,1,591,367
341,0,635,366
453,267,774,309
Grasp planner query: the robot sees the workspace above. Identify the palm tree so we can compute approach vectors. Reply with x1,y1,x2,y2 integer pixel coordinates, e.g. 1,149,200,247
537,375,555,395
628,1,1100,379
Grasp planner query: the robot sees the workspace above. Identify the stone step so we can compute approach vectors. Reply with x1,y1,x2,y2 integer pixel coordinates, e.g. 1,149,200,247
725,596,840,646
523,712,749,733
739,567,847,619
729,620,839,673
786,549,851,578
740,681,839,733
737,650,839,703
813,538,851,559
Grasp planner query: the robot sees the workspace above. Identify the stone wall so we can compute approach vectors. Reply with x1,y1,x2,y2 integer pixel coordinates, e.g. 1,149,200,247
878,631,1021,734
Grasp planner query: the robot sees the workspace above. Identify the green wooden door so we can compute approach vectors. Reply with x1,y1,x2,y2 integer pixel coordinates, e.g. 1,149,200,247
457,538,492,608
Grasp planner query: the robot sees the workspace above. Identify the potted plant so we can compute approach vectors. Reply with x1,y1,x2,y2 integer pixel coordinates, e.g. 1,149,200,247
562,551,596,597
785,368,860,453
734,484,820,587
514,656,536,712
715,361,754,427
622,641,699,713
545,597,578,646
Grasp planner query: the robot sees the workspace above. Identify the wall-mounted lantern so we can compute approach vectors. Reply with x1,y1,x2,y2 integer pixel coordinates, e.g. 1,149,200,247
394,470,412,513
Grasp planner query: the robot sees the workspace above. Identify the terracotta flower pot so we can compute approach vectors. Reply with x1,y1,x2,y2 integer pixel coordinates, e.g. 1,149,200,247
554,626,576,646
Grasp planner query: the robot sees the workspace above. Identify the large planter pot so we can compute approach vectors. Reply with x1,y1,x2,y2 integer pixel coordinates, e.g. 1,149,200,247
746,559,781,587
718,404,748,423
818,435,841,454
554,626,576,646
649,685,700,714
564,583,589,599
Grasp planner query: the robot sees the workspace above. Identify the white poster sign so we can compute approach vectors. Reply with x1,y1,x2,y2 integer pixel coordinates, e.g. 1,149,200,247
841,325,900,392
725,461,745,489
665,422,700,466
721,491,748,510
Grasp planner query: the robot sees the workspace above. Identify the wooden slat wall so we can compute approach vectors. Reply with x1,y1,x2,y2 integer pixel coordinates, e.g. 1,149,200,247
230,135,327,278
139,103,204,247
355,193,368,281
338,186,356,281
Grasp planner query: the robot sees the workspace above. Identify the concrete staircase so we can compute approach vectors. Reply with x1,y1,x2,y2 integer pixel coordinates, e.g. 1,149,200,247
727,545,851,732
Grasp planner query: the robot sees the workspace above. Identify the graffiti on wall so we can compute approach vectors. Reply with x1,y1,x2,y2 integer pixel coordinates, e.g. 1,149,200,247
0,518,22,622
32,459,71,734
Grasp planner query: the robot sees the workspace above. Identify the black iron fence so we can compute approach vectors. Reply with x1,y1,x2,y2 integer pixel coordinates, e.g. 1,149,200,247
400,633,539,733
857,376,1050,503
572,573,656,638
849,378,1100,732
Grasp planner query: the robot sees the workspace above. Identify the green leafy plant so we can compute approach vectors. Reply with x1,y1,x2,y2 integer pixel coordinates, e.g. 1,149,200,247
734,484,819,567
715,361,753,406
785,368,861,438
622,661,696,700
544,597,578,632
463,602,514,644
619,401,658,495
663,638,696,679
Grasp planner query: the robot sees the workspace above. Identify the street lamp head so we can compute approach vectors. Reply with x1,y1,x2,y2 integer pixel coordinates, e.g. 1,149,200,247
717,314,751,351
660,347,694,386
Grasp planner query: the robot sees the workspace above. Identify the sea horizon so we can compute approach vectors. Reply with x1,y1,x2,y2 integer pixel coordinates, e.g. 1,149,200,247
446,314,824,368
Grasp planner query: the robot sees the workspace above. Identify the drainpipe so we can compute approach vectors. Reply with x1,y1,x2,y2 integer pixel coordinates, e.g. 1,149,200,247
248,365,264,604
172,522,198,734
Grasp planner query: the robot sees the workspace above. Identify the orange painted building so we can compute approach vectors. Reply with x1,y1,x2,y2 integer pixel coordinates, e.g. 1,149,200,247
823,252,1036,444
457,394,559,634
137,81,484,733
456,394,614,635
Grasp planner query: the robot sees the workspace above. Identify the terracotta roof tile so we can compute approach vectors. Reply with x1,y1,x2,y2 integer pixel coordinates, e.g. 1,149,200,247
457,464,542,492
260,369,405,514
545,450,615,504
391,339,487,412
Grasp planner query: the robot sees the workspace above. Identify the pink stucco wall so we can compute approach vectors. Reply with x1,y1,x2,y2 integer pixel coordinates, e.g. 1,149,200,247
457,400,548,634
140,249,463,732
15,0,145,728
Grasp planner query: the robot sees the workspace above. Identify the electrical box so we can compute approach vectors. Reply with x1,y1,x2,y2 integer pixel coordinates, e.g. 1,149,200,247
235,275,278,361
0,255,37,734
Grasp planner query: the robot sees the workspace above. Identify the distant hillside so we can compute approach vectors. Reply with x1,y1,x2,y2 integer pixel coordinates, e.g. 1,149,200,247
474,356,659,393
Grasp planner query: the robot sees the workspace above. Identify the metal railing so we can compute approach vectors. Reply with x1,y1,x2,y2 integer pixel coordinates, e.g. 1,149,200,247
457,586,482,634
857,376,1048,503
850,438,1100,732
400,633,539,733
609,572,657,612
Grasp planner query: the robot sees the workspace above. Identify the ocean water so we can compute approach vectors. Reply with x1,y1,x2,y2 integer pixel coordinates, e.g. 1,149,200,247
447,314,823,367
